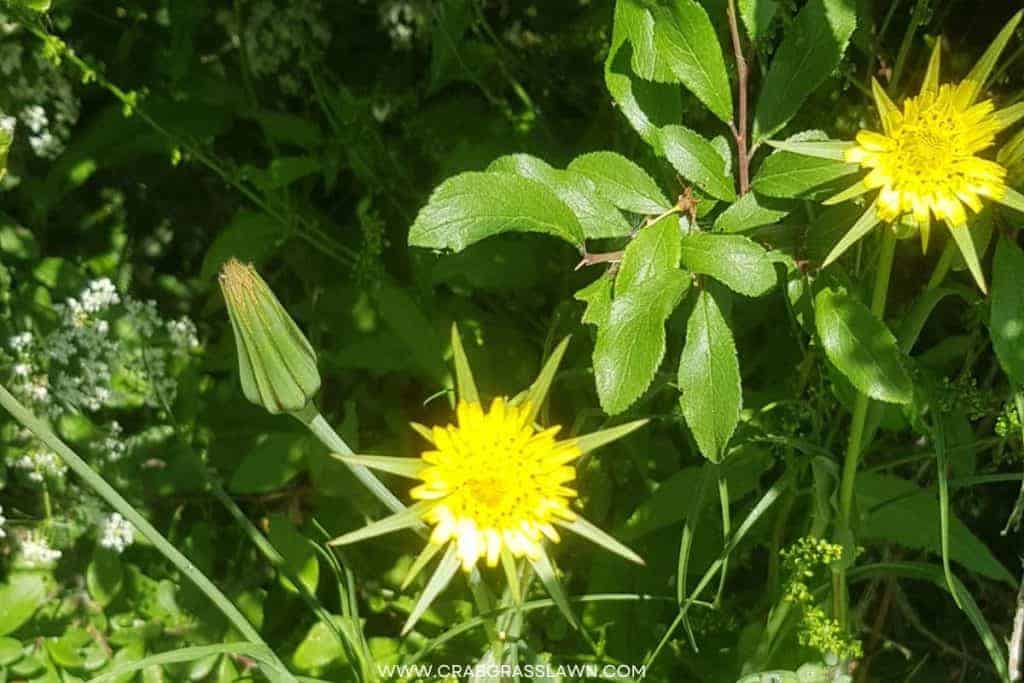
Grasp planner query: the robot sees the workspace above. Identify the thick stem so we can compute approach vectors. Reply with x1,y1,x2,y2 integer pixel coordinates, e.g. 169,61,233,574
726,0,751,195
835,228,898,628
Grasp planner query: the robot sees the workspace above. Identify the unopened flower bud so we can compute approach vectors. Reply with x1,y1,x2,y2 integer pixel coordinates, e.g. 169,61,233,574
219,259,320,414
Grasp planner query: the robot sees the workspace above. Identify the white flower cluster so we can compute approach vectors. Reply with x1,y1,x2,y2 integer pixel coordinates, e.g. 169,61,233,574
380,1,426,50
99,512,134,553
7,331,51,406
18,531,62,567
234,0,331,96
102,421,127,462
15,449,68,482
0,12,80,160
167,316,200,350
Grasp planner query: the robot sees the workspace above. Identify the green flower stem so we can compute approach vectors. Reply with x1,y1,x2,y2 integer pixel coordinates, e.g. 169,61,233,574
0,384,294,682
926,240,958,291
714,473,731,607
295,404,412,519
835,227,898,628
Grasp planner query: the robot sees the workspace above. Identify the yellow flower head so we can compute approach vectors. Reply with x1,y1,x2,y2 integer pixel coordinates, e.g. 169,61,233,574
327,326,646,634
411,398,580,571
847,82,1007,227
772,13,1024,292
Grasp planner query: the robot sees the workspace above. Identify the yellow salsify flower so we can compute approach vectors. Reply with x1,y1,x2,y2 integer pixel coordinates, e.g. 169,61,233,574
327,325,646,634
771,11,1024,293
410,397,580,571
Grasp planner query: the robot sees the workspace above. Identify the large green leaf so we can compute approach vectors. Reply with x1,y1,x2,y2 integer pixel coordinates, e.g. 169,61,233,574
751,0,858,143
616,0,733,123
678,289,742,462
991,237,1024,384
679,232,776,296
857,473,1014,584
713,192,789,233
661,125,736,201
605,34,682,150
229,432,309,494
593,217,688,414
0,573,47,636
814,287,913,404
739,0,779,42
568,151,672,215
408,171,585,251
488,154,632,238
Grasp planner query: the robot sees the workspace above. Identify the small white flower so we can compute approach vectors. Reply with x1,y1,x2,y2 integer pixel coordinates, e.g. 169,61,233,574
9,331,33,352
0,113,15,136
167,316,199,350
0,504,6,539
80,278,120,313
18,532,61,567
16,449,67,481
27,375,49,402
99,513,134,553
12,362,30,377
21,104,46,133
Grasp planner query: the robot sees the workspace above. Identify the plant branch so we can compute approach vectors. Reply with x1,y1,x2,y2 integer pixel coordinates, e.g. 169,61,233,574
727,0,751,195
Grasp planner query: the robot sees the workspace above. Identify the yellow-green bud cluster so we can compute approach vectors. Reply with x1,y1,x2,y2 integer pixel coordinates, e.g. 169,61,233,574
781,537,861,662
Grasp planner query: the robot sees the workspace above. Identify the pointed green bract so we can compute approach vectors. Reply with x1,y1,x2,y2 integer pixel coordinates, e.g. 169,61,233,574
557,516,644,566
402,542,445,590
823,202,881,267
922,39,942,94
328,502,432,546
220,260,321,415
765,138,854,161
960,10,1023,106
528,548,579,630
947,224,987,294
870,78,900,135
993,186,1024,215
402,544,460,635
500,548,521,604
327,453,425,479
518,336,571,424
450,324,479,405
823,179,872,206
572,419,648,455
991,102,1024,133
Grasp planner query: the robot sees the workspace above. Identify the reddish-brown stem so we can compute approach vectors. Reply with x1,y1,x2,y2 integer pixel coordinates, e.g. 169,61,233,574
575,251,624,270
726,0,750,195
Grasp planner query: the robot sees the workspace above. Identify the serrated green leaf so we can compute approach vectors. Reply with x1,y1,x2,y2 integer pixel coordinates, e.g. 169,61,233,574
488,154,632,239
618,0,733,123
814,287,913,404
662,125,736,201
595,270,690,415
568,151,671,214
604,38,683,151
739,0,779,42
409,171,585,252
679,232,776,296
991,237,1024,384
575,276,614,328
713,192,790,233
752,0,857,143
678,289,742,462
593,217,688,414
